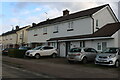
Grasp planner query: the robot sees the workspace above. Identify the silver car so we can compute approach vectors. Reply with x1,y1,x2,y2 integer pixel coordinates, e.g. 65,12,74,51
95,47,120,68
67,47,98,64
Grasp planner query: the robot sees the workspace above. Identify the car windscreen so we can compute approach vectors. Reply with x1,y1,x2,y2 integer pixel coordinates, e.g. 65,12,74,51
33,46,42,50
69,48,81,52
103,48,118,53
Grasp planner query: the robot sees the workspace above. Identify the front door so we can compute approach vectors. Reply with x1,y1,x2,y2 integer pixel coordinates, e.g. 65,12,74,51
66,42,70,56
59,42,66,57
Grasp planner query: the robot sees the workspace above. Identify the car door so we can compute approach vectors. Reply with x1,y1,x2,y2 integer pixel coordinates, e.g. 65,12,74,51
90,48,98,60
84,48,93,61
42,46,53,56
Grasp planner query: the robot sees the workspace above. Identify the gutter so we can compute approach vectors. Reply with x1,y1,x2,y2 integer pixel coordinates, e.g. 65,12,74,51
47,37,113,42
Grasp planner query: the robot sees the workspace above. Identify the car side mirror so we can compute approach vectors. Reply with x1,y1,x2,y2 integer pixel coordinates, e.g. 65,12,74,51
40,49,43,50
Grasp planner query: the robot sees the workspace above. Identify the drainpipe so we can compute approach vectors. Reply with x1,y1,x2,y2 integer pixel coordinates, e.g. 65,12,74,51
15,32,18,47
90,15,94,34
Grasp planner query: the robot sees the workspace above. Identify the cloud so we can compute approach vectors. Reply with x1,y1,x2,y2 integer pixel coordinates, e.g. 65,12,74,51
1,2,119,35
34,8,41,11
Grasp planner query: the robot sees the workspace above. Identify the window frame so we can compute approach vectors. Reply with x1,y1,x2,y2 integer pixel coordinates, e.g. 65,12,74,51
43,27,47,35
53,25,59,33
67,21,74,31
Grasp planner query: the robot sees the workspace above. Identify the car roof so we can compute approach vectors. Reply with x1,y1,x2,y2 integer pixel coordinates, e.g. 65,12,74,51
70,47,94,49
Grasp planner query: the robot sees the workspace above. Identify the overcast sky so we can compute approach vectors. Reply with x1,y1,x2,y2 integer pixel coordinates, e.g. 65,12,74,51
0,0,120,34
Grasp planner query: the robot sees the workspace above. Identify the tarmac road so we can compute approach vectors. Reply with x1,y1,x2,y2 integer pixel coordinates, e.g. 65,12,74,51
2,63,53,78
2,56,120,79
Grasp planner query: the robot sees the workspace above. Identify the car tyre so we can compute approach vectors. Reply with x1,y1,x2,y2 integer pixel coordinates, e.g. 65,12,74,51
115,60,119,68
82,57,87,64
35,54,40,59
52,53,57,58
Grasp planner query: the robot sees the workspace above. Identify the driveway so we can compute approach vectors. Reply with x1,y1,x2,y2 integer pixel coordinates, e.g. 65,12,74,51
2,56,120,79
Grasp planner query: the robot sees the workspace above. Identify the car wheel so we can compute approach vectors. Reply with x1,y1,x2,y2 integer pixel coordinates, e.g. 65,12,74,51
35,54,40,59
82,57,87,64
115,60,119,68
52,53,57,58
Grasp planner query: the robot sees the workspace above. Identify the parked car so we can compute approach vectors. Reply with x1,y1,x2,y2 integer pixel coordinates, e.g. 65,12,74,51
95,47,120,68
67,47,98,64
19,46,32,50
2,48,9,55
25,46,58,59
2,48,15,55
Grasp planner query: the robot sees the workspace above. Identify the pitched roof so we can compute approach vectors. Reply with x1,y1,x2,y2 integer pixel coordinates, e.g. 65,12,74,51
47,22,120,41
2,26,29,36
28,4,108,30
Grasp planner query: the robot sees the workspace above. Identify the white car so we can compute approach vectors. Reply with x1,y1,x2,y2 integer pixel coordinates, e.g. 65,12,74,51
25,46,58,59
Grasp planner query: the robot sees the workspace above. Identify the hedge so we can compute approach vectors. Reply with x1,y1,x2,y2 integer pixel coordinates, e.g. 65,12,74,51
8,49,27,58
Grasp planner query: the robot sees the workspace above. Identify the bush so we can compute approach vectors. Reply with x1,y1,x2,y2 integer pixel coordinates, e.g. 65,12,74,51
8,49,27,58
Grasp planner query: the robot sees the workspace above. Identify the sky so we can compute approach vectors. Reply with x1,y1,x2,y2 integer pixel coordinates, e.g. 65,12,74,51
0,0,120,35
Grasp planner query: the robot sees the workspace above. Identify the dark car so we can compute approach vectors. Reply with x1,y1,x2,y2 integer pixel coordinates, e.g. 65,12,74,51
2,48,10,55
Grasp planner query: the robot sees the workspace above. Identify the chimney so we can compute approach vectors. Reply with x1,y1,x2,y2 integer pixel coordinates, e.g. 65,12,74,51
32,23,36,27
63,9,69,16
15,25,19,30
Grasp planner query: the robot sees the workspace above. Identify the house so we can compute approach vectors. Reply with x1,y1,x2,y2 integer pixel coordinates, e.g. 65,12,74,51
0,35,2,50
1,25,30,49
16,25,30,46
27,4,119,57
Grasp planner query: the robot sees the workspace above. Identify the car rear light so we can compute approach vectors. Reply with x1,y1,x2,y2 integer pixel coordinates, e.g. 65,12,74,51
75,54,80,56
4,51,8,52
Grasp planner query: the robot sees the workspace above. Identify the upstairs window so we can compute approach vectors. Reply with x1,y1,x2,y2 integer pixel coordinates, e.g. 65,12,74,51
67,21,74,31
96,20,99,29
43,27,47,35
53,25,58,33
33,29,38,36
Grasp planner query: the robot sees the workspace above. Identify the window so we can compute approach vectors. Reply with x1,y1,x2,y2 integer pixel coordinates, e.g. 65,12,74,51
53,25,58,33
10,35,12,40
96,20,99,29
102,42,107,51
20,34,23,39
96,20,98,27
67,21,74,31
43,47,53,50
97,43,101,50
84,48,97,53
91,48,97,53
34,29,38,36
70,48,81,52
52,42,56,47
43,27,47,35
84,48,91,52
80,42,82,47
80,41,85,47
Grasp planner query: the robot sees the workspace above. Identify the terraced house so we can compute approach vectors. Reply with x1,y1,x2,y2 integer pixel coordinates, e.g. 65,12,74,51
1,25,30,49
27,4,120,57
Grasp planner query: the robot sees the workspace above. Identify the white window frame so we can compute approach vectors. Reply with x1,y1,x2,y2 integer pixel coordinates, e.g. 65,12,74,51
43,27,47,34
68,21,74,30
53,25,58,33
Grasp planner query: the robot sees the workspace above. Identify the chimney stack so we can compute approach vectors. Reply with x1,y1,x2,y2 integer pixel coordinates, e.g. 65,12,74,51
32,23,36,27
15,25,19,30
63,9,69,16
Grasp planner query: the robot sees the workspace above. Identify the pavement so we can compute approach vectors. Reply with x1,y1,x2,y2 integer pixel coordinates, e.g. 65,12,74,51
2,56,120,79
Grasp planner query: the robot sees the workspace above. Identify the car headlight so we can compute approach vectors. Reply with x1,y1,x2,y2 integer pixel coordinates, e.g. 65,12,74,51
109,55,115,58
